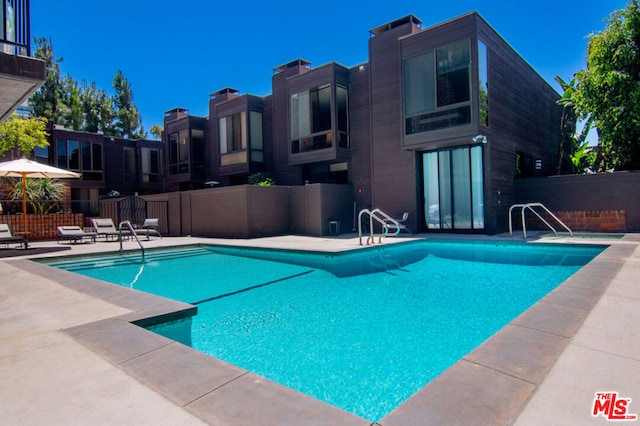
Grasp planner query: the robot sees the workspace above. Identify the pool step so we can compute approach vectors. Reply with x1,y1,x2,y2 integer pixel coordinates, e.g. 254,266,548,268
45,247,212,272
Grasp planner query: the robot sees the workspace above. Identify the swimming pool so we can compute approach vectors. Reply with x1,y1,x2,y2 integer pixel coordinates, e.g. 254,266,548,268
41,240,605,421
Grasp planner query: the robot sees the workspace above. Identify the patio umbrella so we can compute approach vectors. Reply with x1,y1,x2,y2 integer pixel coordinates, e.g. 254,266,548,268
0,157,81,238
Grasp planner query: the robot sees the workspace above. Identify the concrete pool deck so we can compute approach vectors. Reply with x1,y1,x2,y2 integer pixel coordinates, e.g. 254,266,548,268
0,233,638,424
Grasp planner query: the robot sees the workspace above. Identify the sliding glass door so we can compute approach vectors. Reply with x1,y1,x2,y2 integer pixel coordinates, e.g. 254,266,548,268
423,146,484,230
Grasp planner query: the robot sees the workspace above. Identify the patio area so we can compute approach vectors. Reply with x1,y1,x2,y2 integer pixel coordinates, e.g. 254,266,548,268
1,233,638,424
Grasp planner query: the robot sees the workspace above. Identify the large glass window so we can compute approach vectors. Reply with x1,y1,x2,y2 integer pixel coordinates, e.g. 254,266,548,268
169,130,189,175
81,142,103,181
35,146,49,165
56,140,67,169
478,40,489,127
141,148,160,183
56,139,102,180
515,152,534,178
404,40,471,135
68,141,79,170
250,111,264,163
290,85,333,154
436,41,471,107
423,145,484,230
124,148,136,183
336,85,350,148
56,139,80,170
219,112,247,154
219,112,248,167
404,52,436,116
471,146,484,228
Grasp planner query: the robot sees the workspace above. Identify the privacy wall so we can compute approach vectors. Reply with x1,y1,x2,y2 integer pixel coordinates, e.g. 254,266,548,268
144,184,354,238
513,172,640,232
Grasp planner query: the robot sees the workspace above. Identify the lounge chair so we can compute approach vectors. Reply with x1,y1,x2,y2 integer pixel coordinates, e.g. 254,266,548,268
384,212,412,235
133,218,162,240
57,226,97,244
0,224,26,249
91,218,130,241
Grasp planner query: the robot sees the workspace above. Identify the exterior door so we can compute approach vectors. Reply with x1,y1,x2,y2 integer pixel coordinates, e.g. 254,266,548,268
423,146,484,230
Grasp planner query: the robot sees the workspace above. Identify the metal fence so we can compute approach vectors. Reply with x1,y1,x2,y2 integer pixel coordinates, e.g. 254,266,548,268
0,197,168,241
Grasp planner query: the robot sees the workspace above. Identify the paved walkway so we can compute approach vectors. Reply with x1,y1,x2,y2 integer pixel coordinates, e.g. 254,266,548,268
0,234,638,425
516,235,640,424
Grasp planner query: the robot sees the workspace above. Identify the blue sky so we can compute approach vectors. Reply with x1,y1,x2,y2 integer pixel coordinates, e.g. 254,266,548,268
31,0,628,133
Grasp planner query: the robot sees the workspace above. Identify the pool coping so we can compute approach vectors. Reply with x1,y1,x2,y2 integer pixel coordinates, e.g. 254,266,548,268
5,234,639,424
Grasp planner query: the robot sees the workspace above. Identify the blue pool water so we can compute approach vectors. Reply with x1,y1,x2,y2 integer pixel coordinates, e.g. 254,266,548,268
41,240,604,421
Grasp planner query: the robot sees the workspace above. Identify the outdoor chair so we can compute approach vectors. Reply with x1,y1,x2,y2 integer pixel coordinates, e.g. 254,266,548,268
133,218,162,240
383,212,412,235
91,218,130,241
56,226,97,244
0,224,26,249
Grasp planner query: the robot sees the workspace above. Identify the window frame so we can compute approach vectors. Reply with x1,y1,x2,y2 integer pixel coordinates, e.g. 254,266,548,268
478,39,489,128
81,141,103,181
123,147,137,183
141,147,161,183
56,139,103,181
290,84,335,155
403,39,472,136
219,111,247,155
168,130,190,175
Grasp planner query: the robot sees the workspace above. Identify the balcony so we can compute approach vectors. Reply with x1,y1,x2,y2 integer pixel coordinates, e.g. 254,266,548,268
0,0,46,122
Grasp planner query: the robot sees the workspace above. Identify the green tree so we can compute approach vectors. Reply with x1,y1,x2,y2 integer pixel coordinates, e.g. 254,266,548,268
149,124,163,140
0,116,49,159
81,81,102,133
555,76,598,173
28,39,146,138
29,37,64,124
112,70,143,138
131,126,147,140
569,0,640,170
81,81,117,135
59,75,83,130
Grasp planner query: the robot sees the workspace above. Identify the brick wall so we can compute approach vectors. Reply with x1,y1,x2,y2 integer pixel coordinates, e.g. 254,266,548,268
555,210,626,233
524,210,627,233
514,172,640,232
1,213,85,241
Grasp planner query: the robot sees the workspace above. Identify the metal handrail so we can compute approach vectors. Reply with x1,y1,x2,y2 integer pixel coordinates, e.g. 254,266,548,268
509,203,573,239
358,208,401,245
374,209,403,237
118,220,145,257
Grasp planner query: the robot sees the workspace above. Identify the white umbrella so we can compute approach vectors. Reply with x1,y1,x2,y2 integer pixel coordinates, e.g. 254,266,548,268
0,157,81,238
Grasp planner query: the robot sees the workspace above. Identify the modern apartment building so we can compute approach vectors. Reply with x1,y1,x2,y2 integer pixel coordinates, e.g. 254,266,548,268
164,12,564,234
39,124,164,202
0,0,45,123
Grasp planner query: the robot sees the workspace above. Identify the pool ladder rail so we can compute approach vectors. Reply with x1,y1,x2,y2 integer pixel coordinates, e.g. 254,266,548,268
118,220,145,257
509,202,573,239
358,208,401,245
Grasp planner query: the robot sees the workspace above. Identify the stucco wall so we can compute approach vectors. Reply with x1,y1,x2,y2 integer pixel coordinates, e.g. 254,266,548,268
153,184,354,238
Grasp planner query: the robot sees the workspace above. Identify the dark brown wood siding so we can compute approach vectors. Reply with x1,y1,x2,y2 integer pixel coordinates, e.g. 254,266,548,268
367,13,562,233
270,63,310,185
369,20,422,229
348,64,372,211
476,15,562,233
261,94,275,178
209,94,266,180
163,113,207,191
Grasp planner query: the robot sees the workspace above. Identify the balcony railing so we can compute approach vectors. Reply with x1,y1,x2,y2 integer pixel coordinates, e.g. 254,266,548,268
1,0,31,56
